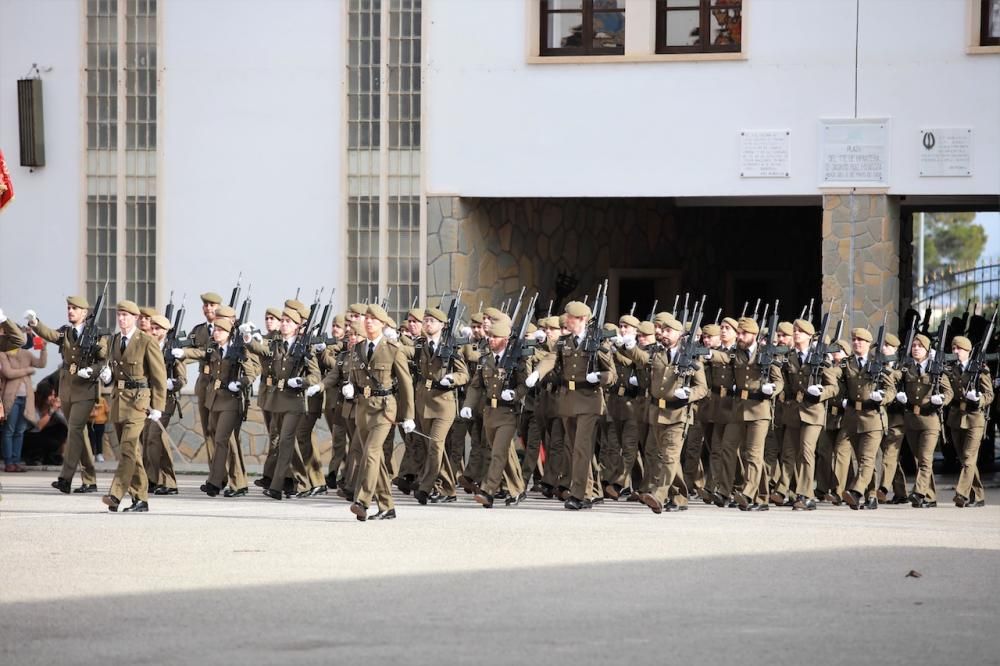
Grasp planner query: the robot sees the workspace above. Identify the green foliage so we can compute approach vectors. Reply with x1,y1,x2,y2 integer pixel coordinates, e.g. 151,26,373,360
918,212,987,275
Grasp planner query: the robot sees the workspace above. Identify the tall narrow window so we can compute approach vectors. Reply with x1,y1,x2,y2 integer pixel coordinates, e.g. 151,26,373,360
983,0,1000,46
540,0,625,56
655,0,741,54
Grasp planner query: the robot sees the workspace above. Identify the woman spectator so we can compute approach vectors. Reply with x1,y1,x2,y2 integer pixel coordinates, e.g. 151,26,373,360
0,329,47,471
22,382,68,466
88,395,109,463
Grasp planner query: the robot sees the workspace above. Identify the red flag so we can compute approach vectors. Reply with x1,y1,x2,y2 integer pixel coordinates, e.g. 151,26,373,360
0,149,13,213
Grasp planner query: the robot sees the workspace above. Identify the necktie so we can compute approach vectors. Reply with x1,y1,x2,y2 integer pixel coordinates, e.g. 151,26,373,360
429,341,435,355
495,354,501,366
120,336,127,353
70,328,78,343
283,341,290,353
367,341,375,362
800,352,806,364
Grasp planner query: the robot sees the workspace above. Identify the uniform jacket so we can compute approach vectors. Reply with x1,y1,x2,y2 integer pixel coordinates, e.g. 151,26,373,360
898,361,953,431
704,346,737,424
464,346,528,428
204,342,261,413
32,319,107,404
837,355,896,435
946,361,994,430
781,348,841,426
621,343,708,426
346,337,415,430
401,336,470,421
183,321,215,400
253,335,321,415
107,328,167,423
0,319,27,352
533,333,616,418
731,344,784,422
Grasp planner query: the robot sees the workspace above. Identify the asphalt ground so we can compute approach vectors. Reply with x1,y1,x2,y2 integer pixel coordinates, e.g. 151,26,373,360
1,472,998,666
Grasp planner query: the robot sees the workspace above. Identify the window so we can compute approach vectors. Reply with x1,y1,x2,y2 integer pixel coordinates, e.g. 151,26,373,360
655,0,741,54
540,0,625,56
982,0,1000,46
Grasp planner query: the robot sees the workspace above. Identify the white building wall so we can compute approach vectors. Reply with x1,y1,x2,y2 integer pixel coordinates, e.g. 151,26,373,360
424,0,1000,197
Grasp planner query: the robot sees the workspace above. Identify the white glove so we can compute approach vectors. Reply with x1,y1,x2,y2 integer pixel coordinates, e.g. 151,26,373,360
533,330,547,343
703,350,714,360
895,391,907,404
623,335,636,350
147,409,162,421
842,398,848,408
166,378,176,391
77,367,94,379
994,377,1000,389
869,390,884,402
287,377,304,389
99,366,112,384
525,371,539,388
612,335,624,347
762,383,775,396
439,374,453,387
228,381,241,393
930,394,945,406
500,389,516,402
341,383,355,399
0,309,5,324
673,387,691,401
807,384,823,397
382,327,398,341
171,348,186,359
628,376,639,387
238,322,254,335
458,325,471,339
312,342,327,353
586,372,600,384
251,332,263,343
965,390,981,402
23,309,37,326
305,384,322,398
459,406,472,419
401,419,416,434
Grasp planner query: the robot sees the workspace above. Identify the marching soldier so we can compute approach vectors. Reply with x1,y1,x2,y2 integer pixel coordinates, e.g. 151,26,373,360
172,292,222,464
946,335,993,508
817,340,849,502
322,314,348,489
536,316,569,499
682,322,718,499
26,297,104,494
142,314,186,495
393,306,425,493
101,300,167,512
457,312,489,493
766,321,794,503
876,333,908,503
253,307,283,490
330,320,367,501
605,314,642,498
705,317,740,507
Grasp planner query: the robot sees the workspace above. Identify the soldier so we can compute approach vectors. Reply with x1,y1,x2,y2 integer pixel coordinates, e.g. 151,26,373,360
393,306,425,494
344,304,415,521
894,333,952,508
527,300,616,510
172,292,222,465
138,306,156,333
536,316,569,499
322,314,349,489
101,300,167,512
604,314,642,498
817,340,849,502
142,314,186,495
876,333,908,503
457,312,489,493
330,320,367,501
253,307,283,490
519,323,549,489
464,318,528,508
685,323,720,501
946,335,993,508
25,297,104,494
201,318,260,497
766,321,794,503
705,317,740,507
624,319,657,500
618,313,708,513
833,327,895,510
447,312,481,487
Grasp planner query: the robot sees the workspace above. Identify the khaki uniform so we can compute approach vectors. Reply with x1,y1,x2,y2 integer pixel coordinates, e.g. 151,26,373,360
461,340,490,486
816,389,844,498
878,366,908,500
182,322,216,462
537,339,570,494
705,346,740,500
320,342,349,486
142,348,186,491
605,349,642,491
833,356,896,501
107,329,167,502
946,362,994,503
899,362,953,502
32,319,106,487
204,342,261,490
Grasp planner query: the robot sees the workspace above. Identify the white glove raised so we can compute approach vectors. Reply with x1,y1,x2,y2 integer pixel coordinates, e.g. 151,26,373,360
586,372,600,384
439,374,453,387
251,332,263,343
460,326,473,339
166,378,176,391
842,398,848,408
305,384,322,398
459,406,472,419
171,348,186,359
612,335,624,347
77,367,94,379
147,409,162,421
930,394,945,406
228,381,241,393
341,383,355,399
500,389,516,402
673,386,691,401
23,309,37,326
312,342,327,354
965,390,981,402
869,389,884,402
533,330,547,343
99,366,113,384
895,391,907,404
382,327,399,341
286,377,304,389
401,419,416,434
238,322,254,335
762,383,775,396
807,384,823,397
628,376,639,387
525,371,539,388
622,335,637,350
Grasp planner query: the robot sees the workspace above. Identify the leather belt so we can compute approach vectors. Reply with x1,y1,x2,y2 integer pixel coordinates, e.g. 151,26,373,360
425,379,457,392
488,398,517,409
848,400,881,411
117,380,148,390
370,387,397,397
650,396,686,409
737,390,767,401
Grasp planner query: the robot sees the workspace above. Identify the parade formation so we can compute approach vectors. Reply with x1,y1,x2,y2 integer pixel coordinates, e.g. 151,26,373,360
3,278,995,521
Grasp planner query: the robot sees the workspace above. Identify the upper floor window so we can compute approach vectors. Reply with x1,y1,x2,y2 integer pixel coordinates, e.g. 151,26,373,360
540,0,625,56
655,0,741,54
982,0,1000,46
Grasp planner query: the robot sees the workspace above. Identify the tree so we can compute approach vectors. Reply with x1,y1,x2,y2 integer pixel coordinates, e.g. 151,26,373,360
919,212,987,275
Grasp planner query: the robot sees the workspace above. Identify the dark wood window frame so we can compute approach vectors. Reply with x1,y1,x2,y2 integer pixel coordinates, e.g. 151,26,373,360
982,0,1000,46
540,1,626,56
655,0,742,54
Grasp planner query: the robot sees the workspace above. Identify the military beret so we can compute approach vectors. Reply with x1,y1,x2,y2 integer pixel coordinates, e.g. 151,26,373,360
564,301,591,318
470,312,485,325
216,305,236,319
737,317,760,335
491,313,512,328
407,308,425,322
424,307,447,323
777,321,794,336
350,321,366,335
265,307,282,320
913,334,930,350
558,314,568,328
835,339,851,355
66,295,91,309
349,303,367,316
150,315,172,330
793,319,815,336
653,312,674,326
661,317,683,332
638,321,656,336
139,306,157,318
850,327,873,342
526,323,537,335
483,307,504,320
387,317,397,329
366,304,390,324
333,314,346,327
281,308,303,324
618,315,641,329
603,322,619,333
200,292,223,304
490,320,512,337
884,332,900,348
543,316,561,329
721,317,739,331
952,335,973,352
701,323,721,337
285,299,310,319
116,300,140,316
214,318,234,333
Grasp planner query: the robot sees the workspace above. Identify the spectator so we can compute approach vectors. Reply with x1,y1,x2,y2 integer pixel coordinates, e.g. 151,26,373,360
22,383,68,466
0,329,47,471
88,395,109,463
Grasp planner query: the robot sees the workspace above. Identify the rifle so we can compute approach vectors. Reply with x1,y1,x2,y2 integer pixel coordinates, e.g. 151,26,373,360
79,279,110,370
898,311,920,371
164,291,175,322
671,295,680,319
740,301,749,318
436,285,470,363
229,272,243,309
287,290,322,381
675,297,708,380
629,301,636,317
499,292,539,388
757,300,787,385
581,279,614,372
681,293,690,326
410,294,419,310
546,300,554,318
805,299,834,387
225,284,254,421
963,309,998,397
757,302,770,338
866,312,891,388
647,299,658,322
807,298,815,322
826,303,848,354
163,296,187,419
960,299,972,333
919,305,932,335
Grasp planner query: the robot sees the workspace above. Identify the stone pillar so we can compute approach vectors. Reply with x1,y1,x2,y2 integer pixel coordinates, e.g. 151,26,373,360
821,192,901,333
